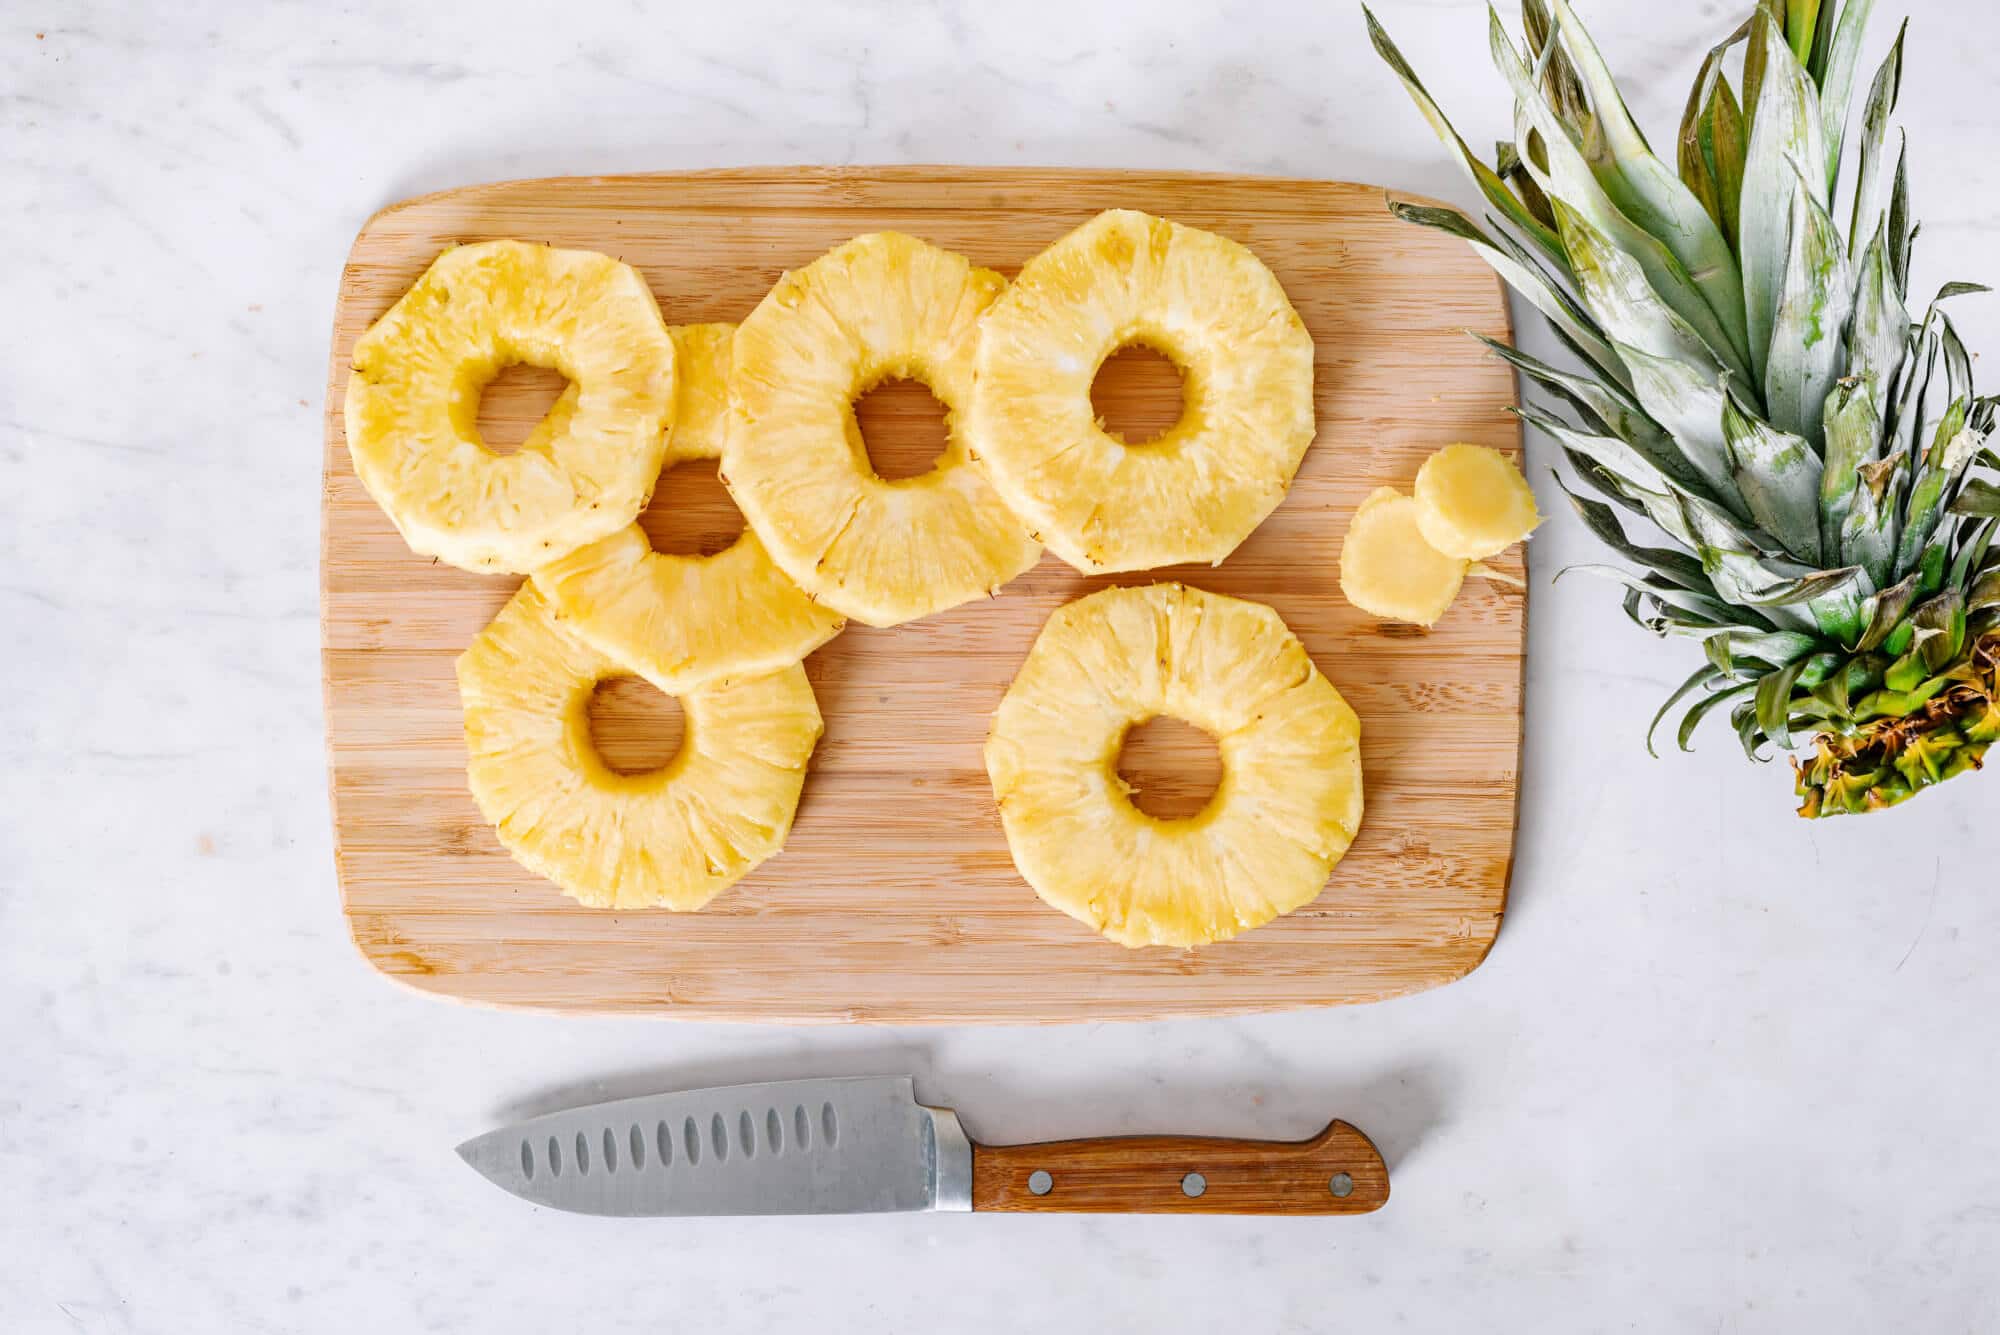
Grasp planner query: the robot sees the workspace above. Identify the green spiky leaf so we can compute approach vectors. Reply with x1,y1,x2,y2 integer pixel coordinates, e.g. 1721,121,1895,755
1764,165,1853,446
1364,7,1570,270
1741,12,1829,383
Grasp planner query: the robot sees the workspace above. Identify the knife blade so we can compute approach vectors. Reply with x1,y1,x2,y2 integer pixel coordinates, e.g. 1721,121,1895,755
456,1076,1388,1217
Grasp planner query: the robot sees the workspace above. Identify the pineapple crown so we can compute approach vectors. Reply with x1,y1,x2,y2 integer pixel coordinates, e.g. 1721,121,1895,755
1367,0,2000,815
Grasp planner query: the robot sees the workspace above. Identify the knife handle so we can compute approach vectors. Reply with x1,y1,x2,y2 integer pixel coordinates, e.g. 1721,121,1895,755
969,1119,1388,1215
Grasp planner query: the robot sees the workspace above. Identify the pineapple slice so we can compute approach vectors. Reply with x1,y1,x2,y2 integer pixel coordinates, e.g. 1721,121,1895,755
724,232,1041,627
345,240,676,573
985,583,1363,948
532,324,845,694
457,582,822,910
966,209,1316,573
1413,443,1542,560
1339,487,1467,627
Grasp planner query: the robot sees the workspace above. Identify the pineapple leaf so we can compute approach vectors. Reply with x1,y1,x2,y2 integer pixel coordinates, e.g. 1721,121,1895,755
1679,680,1759,751
1492,14,1753,382
1952,479,2000,519
1552,476,1733,599
1805,0,1840,82
1688,66,1752,252
1911,589,1968,671
1821,378,1883,562
1854,571,1922,651
1842,454,1903,587
1764,165,1854,446
1364,7,1571,271
1387,201,1627,384
1495,140,1559,231
1846,225,1908,394
1888,137,1913,292
1563,445,1650,516
1742,12,1829,385
1757,654,1812,748
1887,326,1938,505
1548,0,1750,364
1848,22,1906,263
1519,0,1592,144
1711,627,1821,670
1649,664,1724,757
1785,0,1822,70
1561,566,1738,627
1971,567,2000,614
1816,0,1876,193
1475,333,1691,479
1734,564,1868,609
1553,200,1752,512
1678,496,1825,632
1949,517,1997,590
1722,387,1825,562
1898,397,1975,576
1517,398,1715,504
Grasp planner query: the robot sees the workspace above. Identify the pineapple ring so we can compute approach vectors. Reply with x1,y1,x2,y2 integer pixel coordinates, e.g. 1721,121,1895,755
345,239,676,573
457,582,823,911
724,232,1042,627
532,324,846,694
985,583,1364,949
967,209,1317,573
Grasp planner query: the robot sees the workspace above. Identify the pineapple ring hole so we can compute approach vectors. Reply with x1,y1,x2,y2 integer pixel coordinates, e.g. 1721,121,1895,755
586,675,686,776
852,375,952,482
473,361,574,456
1116,715,1224,821
639,459,746,558
1089,343,1187,447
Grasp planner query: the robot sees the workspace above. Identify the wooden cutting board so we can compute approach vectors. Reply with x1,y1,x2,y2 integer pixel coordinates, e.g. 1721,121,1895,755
322,167,1523,1022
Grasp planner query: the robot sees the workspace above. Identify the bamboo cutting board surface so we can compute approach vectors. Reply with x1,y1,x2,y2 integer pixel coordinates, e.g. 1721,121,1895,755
322,167,1524,1022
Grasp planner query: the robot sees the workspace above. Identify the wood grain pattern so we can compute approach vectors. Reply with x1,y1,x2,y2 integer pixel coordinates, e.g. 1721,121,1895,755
970,1121,1389,1215
321,166,1525,1022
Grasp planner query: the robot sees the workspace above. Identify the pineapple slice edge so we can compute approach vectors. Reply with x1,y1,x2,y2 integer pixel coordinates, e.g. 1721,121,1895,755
721,231,1042,628
344,239,678,574
457,582,823,912
985,582,1364,950
966,208,1316,575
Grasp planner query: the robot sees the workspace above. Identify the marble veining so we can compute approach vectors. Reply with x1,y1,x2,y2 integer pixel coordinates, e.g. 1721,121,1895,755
4,1,2000,1330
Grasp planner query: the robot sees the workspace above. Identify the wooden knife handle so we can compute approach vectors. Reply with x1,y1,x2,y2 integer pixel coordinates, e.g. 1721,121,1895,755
969,1119,1388,1215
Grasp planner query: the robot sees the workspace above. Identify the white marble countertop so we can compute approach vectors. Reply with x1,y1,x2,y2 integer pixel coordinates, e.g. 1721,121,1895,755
6,1,2000,1329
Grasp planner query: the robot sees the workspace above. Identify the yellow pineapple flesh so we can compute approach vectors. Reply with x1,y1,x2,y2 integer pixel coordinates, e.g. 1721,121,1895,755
724,232,1041,627
345,240,676,572
967,209,1316,573
985,583,1363,948
457,582,822,911
532,323,845,694
1339,486,1468,627
1413,443,1541,560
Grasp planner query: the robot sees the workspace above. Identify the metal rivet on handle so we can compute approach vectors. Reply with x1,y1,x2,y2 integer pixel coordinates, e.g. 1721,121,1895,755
1329,1172,1355,1198
1028,1170,1053,1196
1181,1172,1206,1198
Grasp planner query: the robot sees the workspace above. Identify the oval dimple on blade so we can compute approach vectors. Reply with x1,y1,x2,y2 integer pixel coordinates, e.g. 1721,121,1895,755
455,1077,948,1218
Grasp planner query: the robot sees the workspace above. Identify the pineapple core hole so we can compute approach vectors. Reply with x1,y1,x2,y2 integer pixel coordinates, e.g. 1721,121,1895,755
854,376,950,481
587,676,685,776
640,460,744,558
1117,716,1222,821
1090,344,1186,446
474,361,573,456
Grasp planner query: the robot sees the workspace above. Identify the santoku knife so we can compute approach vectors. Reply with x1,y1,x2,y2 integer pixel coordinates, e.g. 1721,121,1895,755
456,1076,1388,1216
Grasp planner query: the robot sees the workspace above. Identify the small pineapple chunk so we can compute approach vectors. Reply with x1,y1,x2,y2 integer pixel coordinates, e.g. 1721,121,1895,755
1339,486,1467,627
1413,443,1541,560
